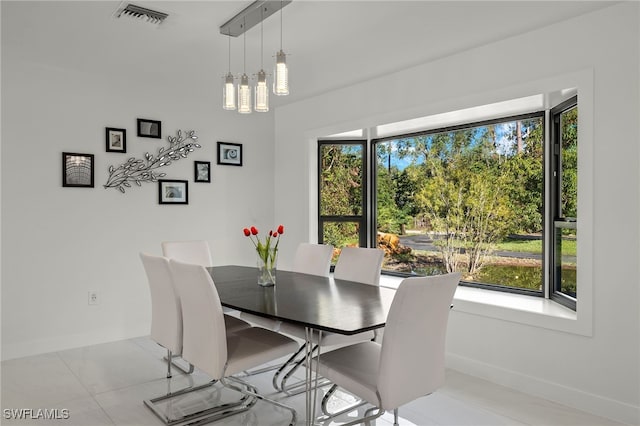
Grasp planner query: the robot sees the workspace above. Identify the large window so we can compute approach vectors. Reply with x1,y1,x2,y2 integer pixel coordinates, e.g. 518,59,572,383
317,98,578,309
373,114,544,295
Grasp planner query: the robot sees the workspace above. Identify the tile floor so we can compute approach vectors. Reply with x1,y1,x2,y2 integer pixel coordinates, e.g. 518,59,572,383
1,336,623,426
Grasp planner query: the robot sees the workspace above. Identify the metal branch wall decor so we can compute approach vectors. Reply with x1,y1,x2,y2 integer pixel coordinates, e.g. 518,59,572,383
104,130,201,193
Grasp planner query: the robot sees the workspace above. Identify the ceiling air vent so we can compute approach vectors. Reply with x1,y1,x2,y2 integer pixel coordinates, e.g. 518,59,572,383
116,4,168,25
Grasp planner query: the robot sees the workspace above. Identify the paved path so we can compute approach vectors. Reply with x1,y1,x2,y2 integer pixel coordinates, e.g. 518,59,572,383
398,234,576,263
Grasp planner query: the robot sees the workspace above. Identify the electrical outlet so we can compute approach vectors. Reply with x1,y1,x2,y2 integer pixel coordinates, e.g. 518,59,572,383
88,291,98,305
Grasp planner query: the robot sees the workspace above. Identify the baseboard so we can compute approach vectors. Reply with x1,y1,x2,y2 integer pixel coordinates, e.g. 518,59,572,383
446,352,639,425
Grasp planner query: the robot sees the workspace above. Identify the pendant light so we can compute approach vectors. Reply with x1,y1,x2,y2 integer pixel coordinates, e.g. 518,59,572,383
254,6,269,112
222,31,236,110
273,0,289,96
238,18,252,114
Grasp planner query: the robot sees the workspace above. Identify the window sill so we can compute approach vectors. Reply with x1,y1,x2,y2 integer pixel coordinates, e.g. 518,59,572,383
379,275,590,336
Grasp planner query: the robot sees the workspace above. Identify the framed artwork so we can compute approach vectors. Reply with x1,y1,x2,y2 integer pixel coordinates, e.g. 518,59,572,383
137,118,162,139
194,161,211,183
105,127,127,153
217,142,242,166
62,152,95,188
158,179,188,204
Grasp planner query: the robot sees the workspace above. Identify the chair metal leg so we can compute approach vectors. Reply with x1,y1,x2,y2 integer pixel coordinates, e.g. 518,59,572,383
166,349,172,379
393,408,399,426
317,400,384,426
238,362,280,378
223,376,297,426
362,406,385,426
143,378,251,426
163,351,195,375
317,384,385,426
320,384,367,418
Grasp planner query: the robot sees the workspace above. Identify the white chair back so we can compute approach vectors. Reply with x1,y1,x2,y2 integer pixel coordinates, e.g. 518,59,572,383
292,243,334,277
377,272,460,410
333,247,384,286
139,253,182,355
161,240,213,267
169,259,227,379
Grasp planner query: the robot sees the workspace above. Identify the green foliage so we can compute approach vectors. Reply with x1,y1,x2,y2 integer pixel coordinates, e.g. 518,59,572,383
376,165,411,234
322,222,359,252
320,144,363,216
394,169,420,216
560,107,578,218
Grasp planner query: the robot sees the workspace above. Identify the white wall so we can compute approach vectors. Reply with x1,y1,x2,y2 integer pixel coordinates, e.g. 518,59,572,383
1,31,276,359
274,3,639,424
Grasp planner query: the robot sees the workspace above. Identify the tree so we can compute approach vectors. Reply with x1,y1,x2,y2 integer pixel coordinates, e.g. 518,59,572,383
416,143,515,274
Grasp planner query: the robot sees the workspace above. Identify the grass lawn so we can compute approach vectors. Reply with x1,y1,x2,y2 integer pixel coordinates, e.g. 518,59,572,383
495,238,576,256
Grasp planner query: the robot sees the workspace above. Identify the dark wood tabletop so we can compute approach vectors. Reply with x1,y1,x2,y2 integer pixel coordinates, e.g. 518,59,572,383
208,265,396,335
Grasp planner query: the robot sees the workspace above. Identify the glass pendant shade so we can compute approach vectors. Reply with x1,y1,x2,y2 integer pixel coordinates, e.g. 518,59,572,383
255,70,269,112
238,73,252,114
223,72,236,110
274,50,289,96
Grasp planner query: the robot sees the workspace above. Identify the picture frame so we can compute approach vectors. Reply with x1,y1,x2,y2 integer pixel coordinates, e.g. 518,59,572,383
137,118,162,139
194,161,211,183
105,127,127,153
158,179,188,204
217,142,242,166
62,152,95,188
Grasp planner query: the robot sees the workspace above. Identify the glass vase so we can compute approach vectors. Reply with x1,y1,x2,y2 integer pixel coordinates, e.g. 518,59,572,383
257,248,277,286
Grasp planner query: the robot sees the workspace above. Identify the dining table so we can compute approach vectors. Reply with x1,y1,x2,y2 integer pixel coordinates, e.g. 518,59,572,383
207,265,396,425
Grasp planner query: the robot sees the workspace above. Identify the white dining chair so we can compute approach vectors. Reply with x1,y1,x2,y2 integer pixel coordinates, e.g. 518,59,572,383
169,259,299,425
292,242,334,277
333,246,385,286
161,239,250,331
274,246,384,395
335,245,385,343
314,272,461,426
140,253,249,425
161,240,212,267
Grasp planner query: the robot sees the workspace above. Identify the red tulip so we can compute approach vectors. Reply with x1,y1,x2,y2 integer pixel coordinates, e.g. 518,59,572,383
251,226,258,235
243,228,251,237
277,225,284,234
269,230,273,237
273,232,278,238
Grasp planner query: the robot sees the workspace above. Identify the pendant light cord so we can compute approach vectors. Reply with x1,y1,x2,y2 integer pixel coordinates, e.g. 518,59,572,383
279,0,283,50
261,7,264,68
243,18,246,74
227,30,231,73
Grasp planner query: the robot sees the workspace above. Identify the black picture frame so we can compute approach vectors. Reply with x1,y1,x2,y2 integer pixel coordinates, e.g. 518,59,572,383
62,152,95,188
137,118,162,139
194,161,211,183
105,127,127,153
217,142,242,166
158,179,188,204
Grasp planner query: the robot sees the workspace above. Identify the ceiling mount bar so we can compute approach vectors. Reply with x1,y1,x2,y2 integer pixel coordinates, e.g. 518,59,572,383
219,0,292,37
116,3,168,24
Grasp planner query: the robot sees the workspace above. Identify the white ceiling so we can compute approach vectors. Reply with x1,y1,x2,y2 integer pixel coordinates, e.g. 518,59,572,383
2,1,615,107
